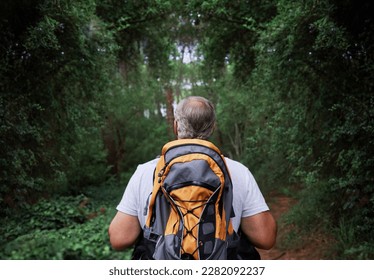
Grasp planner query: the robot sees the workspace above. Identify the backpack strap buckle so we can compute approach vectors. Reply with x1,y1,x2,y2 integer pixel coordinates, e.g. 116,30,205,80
144,227,160,243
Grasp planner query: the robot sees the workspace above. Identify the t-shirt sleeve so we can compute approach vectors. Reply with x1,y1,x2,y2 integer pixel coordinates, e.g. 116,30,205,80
241,168,269,217
116,165,143,216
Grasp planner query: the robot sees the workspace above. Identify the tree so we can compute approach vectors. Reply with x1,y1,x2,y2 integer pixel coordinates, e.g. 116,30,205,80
186,0,374,258
0,0,118,213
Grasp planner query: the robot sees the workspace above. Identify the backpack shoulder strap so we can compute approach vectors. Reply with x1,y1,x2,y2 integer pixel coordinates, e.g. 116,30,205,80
144,154,166,228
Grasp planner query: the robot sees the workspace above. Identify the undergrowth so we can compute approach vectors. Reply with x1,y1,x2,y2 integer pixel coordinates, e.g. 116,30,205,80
0,177,133,260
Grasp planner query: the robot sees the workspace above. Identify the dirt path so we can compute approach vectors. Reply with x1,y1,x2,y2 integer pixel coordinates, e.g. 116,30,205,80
257,191,331,260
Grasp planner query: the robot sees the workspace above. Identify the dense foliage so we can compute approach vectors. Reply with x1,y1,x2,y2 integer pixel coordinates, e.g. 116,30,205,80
0,0,175,259
188,0,373,259
1,0,372,259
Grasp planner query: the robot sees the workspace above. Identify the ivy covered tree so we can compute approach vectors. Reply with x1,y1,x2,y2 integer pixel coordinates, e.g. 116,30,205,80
0,0,119,213
0,0,179,213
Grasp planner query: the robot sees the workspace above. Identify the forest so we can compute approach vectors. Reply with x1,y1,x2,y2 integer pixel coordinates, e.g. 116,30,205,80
0,0,373,260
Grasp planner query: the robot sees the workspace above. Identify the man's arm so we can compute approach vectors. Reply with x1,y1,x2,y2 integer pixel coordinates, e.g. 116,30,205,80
240,211,277,250
108,211,141,251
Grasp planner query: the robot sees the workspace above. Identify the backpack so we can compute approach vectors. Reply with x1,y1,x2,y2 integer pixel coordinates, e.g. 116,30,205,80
138,139,239,260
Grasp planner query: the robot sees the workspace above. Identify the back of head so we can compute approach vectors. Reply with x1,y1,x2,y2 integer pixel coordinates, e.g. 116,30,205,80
174,96,216,140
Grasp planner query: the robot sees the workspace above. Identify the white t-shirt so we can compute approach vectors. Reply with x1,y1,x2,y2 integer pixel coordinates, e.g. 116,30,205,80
116,157,269,231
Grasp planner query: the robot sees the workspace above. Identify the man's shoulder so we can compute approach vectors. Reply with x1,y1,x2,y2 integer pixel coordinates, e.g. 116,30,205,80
136,158,159,172
224,157,249,171
128,158,158,183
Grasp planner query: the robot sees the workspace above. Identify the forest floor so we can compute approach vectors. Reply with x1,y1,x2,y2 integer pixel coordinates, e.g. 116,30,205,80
258,191,335,260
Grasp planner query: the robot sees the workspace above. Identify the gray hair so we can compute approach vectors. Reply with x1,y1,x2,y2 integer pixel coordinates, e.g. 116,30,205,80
174,96,216,140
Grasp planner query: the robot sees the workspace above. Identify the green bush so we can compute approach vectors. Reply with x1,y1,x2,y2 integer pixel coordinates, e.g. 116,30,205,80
0,186,132,260
1,216,131,260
